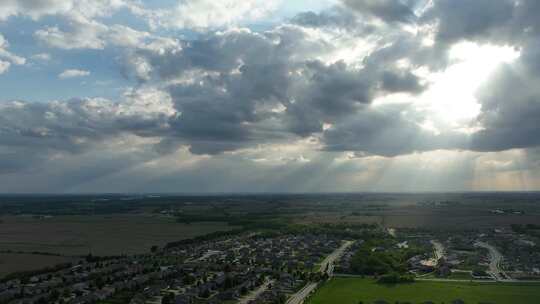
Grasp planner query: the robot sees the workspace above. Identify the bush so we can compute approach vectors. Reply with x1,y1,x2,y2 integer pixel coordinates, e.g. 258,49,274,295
376,273,415,284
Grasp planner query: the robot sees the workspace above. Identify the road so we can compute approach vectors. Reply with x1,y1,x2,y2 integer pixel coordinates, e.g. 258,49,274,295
286,241,354,304
475,241,513,282
238,279,275,304
432,240,445,261
319,240,354,276
286,282,318,304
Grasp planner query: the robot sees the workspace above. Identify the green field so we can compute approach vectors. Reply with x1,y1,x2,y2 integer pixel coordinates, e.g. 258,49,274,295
307,278,540,304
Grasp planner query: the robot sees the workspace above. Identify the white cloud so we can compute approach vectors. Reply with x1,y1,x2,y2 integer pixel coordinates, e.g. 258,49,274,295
31,53,52,61
35,19,181,52
145,0,282,30
0,0,138,21
59,69,91,79
0,0,72,21
0,60,10,74
35,19,108,50
0,34,25,74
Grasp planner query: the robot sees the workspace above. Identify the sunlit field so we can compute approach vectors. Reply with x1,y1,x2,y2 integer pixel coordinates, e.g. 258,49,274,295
308,278,540,304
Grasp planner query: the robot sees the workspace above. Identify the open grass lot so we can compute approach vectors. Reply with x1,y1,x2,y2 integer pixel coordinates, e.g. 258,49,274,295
0,215,235,256
307,278,540,304
0,253,77,278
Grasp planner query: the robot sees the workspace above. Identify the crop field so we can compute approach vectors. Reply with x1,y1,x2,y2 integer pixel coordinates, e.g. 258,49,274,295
0,215,235,256
294,209,540,229
0,253,77,278
307,278,540,304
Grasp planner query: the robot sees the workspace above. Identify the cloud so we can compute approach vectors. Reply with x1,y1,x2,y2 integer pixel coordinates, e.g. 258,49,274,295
0,0,72,21
322,104,468,157
58,69,91,79
0,34,26,74
142,0,281,31
471,52,540,152
5,0,540,192
35,21,108,50
0,0,137,21
21,1,152,50
0,96,175,187
31,53,52,61
341,0,417,24
421,0,515,45
0,88,173,145
0,60,9,74
125,25,429,155
35,19,180,52
291,7,363,30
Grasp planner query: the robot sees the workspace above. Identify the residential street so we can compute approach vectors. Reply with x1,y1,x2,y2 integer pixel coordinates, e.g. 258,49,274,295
286,240,354,304
475,241,513,282
238,279,275,304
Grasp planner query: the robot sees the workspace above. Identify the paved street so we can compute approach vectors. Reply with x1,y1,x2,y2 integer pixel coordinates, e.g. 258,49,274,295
431,240,445,261
475,241,513,282
238,279,275,304
286,240,354,304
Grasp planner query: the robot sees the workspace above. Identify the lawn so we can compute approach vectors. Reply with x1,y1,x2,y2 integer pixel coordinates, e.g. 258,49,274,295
307,278,540,304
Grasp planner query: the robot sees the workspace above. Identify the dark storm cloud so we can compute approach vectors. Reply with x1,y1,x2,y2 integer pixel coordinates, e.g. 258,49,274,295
0,16,432,163
322,104,467,157
284,59,426,136
290,6,374,33
448,2,540,153
0,99,169,149
421,0,540,47
380,70,424,93
138,27,327,79
334,0,540,156
128,25,429,155
0,97,171,172
149,28,305,154
471,56,540,152
422,0,515,45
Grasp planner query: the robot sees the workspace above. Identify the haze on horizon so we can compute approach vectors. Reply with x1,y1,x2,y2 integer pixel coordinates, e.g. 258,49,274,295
1,0,540,193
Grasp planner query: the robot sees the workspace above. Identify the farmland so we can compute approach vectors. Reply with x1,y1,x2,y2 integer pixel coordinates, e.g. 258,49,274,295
0,214,235,256
307,278,540,304
0,253,77,279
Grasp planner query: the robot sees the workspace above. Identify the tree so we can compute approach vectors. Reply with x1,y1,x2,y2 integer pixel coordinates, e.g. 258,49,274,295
200,289,211,298
161,292,175,304
94,277,105,290
240,286,248,295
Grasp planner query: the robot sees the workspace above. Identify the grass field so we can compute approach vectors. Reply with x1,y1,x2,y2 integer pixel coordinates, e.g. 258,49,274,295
0,215,236,256
307,278,540,304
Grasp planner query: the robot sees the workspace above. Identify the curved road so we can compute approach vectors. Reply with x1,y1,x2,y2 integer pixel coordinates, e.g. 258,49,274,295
475,241,513,282
431,240,445,261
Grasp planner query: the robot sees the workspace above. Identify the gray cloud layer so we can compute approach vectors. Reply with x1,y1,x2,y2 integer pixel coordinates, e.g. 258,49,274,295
2,0,540,191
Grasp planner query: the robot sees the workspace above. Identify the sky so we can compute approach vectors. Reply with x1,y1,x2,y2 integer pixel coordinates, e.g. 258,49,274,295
1,0,540,193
